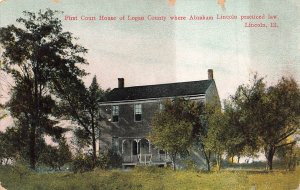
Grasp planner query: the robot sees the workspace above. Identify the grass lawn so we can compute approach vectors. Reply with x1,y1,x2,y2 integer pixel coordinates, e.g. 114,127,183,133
0,166,299,190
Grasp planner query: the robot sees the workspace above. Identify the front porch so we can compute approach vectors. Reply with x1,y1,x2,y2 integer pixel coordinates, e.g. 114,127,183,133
118,137,171,167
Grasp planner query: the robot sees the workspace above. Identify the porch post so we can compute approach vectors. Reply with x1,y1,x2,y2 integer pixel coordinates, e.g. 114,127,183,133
121,139,126,154
131,140,133,162
135,139,141,163
158,149,160,160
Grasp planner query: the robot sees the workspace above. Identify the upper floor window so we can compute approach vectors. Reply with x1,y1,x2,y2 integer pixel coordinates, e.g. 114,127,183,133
134,104,142,122
112,105,119,122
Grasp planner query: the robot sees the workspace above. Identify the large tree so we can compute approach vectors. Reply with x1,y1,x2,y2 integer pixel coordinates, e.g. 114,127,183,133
230,76,300,170
0,9,87,169
223,100,258,163
55,75,106,166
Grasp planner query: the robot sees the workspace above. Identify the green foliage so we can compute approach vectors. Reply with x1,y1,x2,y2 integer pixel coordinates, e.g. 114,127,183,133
149,98,203,170
276,143,299,171
71,149,122,173
56,75,107,165
224,100,257,160
150,113,192,155
72,153,95,173
182,159,199,171
39,137,72,170
204,106,228,171
0,9,87,169
0,165,299,190
98,149,122,169
10,159,32,181
228,75,300,170
0,128,21,164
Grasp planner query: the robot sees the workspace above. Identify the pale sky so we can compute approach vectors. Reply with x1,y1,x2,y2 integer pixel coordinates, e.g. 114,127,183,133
1,0,300,129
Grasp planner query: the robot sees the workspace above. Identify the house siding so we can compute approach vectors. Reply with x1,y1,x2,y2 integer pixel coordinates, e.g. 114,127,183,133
205,80,221,107
99,95,206,152
99,101,161,151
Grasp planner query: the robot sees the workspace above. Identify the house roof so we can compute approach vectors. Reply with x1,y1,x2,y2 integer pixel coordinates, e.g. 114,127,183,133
105,79,214,102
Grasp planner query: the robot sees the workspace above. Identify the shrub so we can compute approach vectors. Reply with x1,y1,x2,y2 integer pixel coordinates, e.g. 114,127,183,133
98,149,122,169
71,149,122,173
183,159,198,171
71,154,94,173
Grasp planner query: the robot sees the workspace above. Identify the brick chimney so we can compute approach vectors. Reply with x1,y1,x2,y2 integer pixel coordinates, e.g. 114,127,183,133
208,69,213,80
118,78,124,88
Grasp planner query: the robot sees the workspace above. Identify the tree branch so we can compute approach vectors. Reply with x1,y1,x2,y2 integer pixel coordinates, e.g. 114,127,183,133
275,129,297,145
275,141,296,149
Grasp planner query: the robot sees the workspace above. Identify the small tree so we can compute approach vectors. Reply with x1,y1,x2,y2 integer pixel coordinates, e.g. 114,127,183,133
149,98,197,170
39,137,72,170
55,75,106,166
56,137,72,170
149,112,192,170
204,107,228,171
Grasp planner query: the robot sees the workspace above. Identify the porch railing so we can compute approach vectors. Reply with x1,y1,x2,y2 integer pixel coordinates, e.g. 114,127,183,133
122,153,170,164
138,154,152,164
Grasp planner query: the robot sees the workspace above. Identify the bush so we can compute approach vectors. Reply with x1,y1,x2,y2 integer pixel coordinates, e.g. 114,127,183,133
71,154,94,173
183,159,198,171
71,149,122,173
98,149,122,169
11,159,32,180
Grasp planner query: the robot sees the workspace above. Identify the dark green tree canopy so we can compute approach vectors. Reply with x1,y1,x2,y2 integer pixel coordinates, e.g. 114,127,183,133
0,9,88,82
0,9,88,169
228,75,300,170
55,75,107,165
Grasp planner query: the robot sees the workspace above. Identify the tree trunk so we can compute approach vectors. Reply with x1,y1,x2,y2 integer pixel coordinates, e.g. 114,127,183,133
216,153,222,171
202,150,210,171
29,124,36,170
200,144,211,171
30,80,38,170
98,128,101,156
265,145,275,171
91,113,97,167
171,153,177,171
30,62,40,170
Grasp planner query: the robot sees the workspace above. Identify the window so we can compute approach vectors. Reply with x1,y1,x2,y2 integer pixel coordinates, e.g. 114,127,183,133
112,105,119,122
134,104,142,121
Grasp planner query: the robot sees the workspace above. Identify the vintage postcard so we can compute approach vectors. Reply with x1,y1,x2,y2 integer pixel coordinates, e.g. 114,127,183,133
0,0,299,189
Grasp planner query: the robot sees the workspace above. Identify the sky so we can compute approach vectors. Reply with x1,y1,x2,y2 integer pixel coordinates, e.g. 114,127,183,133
0,0,300,129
